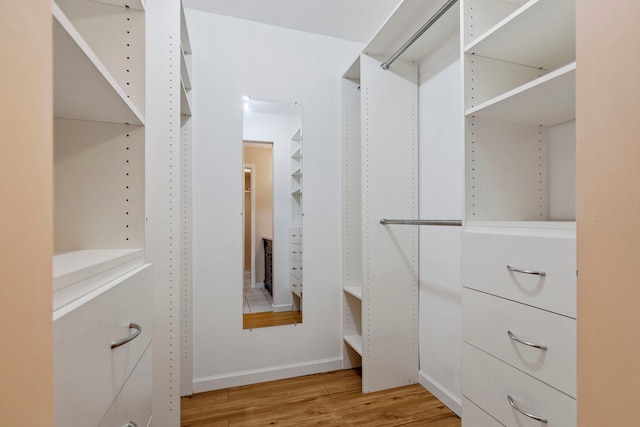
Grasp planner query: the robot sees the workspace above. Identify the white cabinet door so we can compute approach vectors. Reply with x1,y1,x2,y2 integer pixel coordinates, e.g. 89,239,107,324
55,264,152,427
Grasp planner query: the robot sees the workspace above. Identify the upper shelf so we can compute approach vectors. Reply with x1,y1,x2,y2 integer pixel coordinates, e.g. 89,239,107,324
464,0,575,70
465,62,575,126
53,4,144,125
343,0,460,79
181,2,192,54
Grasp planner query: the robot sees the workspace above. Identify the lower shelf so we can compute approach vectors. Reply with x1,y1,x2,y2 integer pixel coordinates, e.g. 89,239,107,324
53,248,144,310
344,335,363,356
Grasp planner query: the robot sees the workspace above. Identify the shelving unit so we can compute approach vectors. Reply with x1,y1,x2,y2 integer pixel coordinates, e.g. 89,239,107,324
180,0,194,398
289,129,303,307
52,1,151,426
341,0,460,395
464,0,576,224
461,0,577,425
53,0,146,307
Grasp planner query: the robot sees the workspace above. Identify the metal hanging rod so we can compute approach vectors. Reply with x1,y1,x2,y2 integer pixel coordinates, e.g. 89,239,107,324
380,0,459,70
380,219,462,226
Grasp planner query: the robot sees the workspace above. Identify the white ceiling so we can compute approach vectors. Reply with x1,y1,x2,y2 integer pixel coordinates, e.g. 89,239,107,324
182,0,403,43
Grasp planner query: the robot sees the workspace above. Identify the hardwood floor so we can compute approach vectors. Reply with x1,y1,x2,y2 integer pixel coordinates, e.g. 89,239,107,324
181,368,461,426
243,310,303,329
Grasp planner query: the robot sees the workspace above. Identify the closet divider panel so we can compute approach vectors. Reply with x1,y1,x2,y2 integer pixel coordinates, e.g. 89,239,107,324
359,54,418,393
341,77,363,369
180,113,194,396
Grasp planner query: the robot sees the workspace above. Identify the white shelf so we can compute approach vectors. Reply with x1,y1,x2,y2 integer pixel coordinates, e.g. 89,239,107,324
343,0,459,78
465,221,576,238
180,49,192,90
344,286,363,300
53,249,144,310
291,188,302,196
291,147,302,159
181,79,192,116
291,167,301,177
291,128,301,141
88,0,145,11
344,335,363,356
180,2,192,54
464,0,575,69
53,4,144,125
465,62,576,126
54,249,144,290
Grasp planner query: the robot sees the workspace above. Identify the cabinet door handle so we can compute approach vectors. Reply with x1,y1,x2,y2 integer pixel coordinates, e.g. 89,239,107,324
507,395,548,423
507,330,547,350
127,422,138,427
111,323,142,349
507,265,546,276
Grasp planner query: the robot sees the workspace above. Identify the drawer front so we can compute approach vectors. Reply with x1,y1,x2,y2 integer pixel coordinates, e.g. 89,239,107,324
55,264,153,427
463,288,576,397
98,344,152,427
463,343,576,427
462,232,576,318
462,398,503,427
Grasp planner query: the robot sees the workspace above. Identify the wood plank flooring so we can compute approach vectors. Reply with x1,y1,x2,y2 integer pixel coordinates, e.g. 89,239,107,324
181,368,461,426
243,311,302,329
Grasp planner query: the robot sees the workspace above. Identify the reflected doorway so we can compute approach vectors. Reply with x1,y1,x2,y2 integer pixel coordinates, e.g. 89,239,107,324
243,143,274,315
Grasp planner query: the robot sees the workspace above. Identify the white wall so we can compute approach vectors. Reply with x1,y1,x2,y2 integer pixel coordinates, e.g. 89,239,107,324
244,111,301,310
187,9,363,391
417,33,463,415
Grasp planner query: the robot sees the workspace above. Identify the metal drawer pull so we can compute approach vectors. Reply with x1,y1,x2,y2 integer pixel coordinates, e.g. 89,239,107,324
111,323,142,349
508,330,548,350
508,395,548,423
507,265,546,276
127,422,138,427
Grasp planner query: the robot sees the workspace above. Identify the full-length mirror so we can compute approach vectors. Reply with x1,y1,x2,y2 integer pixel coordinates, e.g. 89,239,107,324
242,97,303,329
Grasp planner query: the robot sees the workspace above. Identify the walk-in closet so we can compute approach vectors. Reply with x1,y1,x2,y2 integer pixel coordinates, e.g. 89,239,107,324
3,0,640,426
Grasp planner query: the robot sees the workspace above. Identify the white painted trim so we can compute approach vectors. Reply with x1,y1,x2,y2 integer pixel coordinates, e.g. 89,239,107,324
255,282,265,289
418,370,462,417
193,357,343,392
272,303,293,312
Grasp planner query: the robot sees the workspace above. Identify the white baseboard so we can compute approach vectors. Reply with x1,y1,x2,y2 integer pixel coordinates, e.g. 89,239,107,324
193,357,343,392
272,303,293,312
255,282,265,288
418,370,462,417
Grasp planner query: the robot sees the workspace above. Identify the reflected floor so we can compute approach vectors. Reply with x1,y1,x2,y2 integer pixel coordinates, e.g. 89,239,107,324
243,271,273,313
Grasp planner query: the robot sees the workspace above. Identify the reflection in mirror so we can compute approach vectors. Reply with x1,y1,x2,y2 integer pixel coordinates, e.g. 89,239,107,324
242,97,303,329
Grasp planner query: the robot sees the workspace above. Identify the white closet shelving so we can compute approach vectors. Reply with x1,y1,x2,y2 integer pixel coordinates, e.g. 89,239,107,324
461,0,577,425
180,0,195,398
52,1,151,426
341,0,459,394
53,0,146,307
290,129,303,303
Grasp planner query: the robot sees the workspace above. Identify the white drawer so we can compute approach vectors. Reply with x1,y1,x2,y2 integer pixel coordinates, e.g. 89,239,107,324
462,398,503,427
55,264,152,427
463,288,576,397
463,343,576,427
462,232,576,318
98,344,152,427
